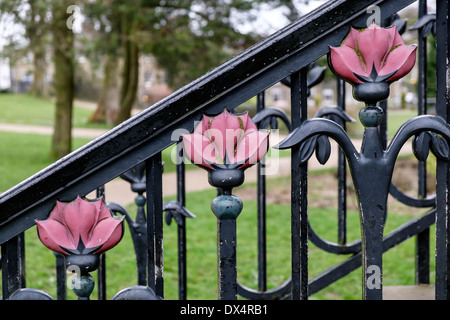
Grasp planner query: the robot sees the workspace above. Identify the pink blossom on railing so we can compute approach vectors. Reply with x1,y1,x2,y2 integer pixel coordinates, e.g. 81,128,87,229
182,109,269,170
329,23,417,84
36,196,124,255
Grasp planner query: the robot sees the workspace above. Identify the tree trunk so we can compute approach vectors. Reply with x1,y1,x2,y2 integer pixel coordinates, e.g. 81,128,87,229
89,55,119,124
31,47,47,97
27,0,48,97
50,0,74,159
116,14,139,124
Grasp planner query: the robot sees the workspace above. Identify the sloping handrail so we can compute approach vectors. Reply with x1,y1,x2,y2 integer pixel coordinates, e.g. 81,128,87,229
0,0,415,245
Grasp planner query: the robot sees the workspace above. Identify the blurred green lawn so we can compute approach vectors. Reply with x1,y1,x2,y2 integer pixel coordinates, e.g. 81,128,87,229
0,93,112,129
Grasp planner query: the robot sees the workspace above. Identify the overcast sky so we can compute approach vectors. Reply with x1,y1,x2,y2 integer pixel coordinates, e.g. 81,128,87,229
0,1,328,50
0,0,432,54
232,0,326,35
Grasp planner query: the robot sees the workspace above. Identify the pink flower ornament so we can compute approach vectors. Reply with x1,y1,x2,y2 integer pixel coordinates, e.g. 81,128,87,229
182,109,269,171
182,109,270,190
329,23,417,104
36,196,124,271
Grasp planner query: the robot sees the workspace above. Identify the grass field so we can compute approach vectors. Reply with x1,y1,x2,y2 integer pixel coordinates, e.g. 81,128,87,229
0,131,181,193
0,93,436,300
0,93,113,129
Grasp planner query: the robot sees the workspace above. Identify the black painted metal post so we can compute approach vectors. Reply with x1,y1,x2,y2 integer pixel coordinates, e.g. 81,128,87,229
256,91,267,292
290,69,309,300
54,253,66,300
435,0,450,300
135,196,148,285
97,256,106,299
415,0,430,286
146,153,164,298
96,186,107,300
211,189,243,300
356,107,387,300
217,219,238,300
336,78,347,245
176,143,188,300
1,234,26,299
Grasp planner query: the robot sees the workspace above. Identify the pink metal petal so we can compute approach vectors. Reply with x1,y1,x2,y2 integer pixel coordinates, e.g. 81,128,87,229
94,220,124,253
342,27,359,48
331,23,415,85
49,201,66,223
197,115,212,134
86,216,124,253
238,112,257,132
62,196,97,247
205,127,226,161
380,45,417,81
329,46,365,83
203,110,242,132
182,133,215,169
221,128,243,163
390,25,406,47
235,131,269,168
94,198,113,222
208,110,228,134
358,24,391,74
37,197,124,256
36,219,76,254
224,110,241,132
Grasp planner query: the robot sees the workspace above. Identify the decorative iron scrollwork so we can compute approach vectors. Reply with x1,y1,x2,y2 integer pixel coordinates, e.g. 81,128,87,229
276,23,450,300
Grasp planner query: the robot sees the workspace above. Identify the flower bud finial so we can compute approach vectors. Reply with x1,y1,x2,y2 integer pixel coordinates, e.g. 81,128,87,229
36,196,124,258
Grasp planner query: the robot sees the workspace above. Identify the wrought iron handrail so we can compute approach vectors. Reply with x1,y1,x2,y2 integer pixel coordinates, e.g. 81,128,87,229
1,0,449,300
0,0,415,243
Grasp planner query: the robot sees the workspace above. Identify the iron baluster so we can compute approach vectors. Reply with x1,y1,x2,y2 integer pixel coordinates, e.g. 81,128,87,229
146,153,164,298
414,0,431,286
336,78,348,245
1,234,26,299
176,145,187,300
290,68,309,300
215,208,240,300
434,0,450,300
96,185,107,300
256,91,267,293
54,252,66,300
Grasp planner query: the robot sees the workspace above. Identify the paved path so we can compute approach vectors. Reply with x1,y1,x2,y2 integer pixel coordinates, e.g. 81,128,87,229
1,121,413,206
0,122,108,139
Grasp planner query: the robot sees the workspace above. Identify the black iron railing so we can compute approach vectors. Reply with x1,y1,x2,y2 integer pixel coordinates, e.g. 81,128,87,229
1,0,450,300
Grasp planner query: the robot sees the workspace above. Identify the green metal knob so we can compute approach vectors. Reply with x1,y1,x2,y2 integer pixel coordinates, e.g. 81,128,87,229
211,195,243,220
